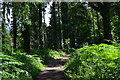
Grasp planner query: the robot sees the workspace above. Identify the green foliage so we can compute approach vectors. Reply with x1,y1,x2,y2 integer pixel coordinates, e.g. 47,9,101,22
113,42,120,48
2,44,13,55
1,53,32,80
12,52,44,79
31,49,66,64
1,45,44,80
1,44,66,79
64,39,70,49
64,44,120,79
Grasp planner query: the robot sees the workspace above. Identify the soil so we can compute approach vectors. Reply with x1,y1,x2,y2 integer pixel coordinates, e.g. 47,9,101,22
35,55,70,80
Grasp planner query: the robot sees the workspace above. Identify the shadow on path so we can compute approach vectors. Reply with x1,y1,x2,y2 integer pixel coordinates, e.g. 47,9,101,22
35,55,70,80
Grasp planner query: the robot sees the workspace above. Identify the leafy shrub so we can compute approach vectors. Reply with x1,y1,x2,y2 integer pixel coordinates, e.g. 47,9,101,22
1,53,32,80
1,44,45,80
2,44,13,55
31,49,66,64
113,42,120,48
12,52,45,79
64,44,120,79
1,44,66,79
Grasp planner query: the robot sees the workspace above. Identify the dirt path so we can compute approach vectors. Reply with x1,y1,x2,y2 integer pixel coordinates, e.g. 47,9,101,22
35,55,70,80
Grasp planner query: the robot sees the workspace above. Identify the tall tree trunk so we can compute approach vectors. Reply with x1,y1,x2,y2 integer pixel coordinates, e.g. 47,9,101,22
58,2,62,49
13,14,17,48
23,24,30,54
50,2,58,49
101,3,112,43
34,23,37,48
0,3,2,52
42,8,46,48
2,3,5,46
53,2,57,49
38,4,43,48
70,34,75,48
61,2,69,48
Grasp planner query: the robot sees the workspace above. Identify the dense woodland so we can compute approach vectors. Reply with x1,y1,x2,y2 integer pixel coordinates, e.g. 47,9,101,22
0,2,120,80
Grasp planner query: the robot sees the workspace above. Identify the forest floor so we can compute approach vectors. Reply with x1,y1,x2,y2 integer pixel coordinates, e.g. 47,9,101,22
35,55,70,80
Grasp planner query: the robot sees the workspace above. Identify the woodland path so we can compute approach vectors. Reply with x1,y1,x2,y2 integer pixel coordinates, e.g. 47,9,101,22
35,55,70,80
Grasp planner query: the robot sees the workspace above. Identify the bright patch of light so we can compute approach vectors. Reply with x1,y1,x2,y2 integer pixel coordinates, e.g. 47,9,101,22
44,2,52,26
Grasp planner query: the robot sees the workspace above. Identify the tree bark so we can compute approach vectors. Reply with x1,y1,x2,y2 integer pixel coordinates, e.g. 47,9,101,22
38,4,43,48
50,2,58,49
70,34,75,48
58,2,62,49
23,24,30,54
61,2,69,48
101,3,112,42
13,14,17,48
2,3,5,46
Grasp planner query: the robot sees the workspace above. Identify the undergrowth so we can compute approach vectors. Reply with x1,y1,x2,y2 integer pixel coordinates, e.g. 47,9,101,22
31,49,66,64
64,44,120,80
1,44,66,80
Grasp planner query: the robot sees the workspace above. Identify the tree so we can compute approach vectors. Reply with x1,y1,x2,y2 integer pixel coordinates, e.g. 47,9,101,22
23,23,30,53
89,2,112,44
61,2,69,48
12,2,31,53
2,2,5,47
49,2,60,49
12,13,17,49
